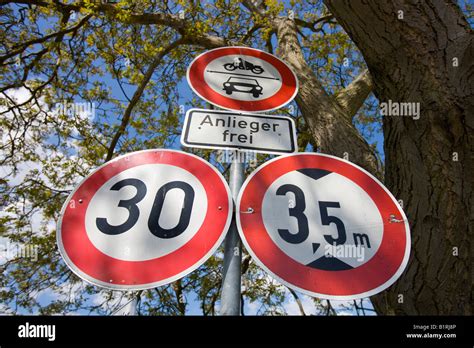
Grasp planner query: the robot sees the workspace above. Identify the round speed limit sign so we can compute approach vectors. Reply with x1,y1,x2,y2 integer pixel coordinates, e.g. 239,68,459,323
237,153,410,300
57,149,232,290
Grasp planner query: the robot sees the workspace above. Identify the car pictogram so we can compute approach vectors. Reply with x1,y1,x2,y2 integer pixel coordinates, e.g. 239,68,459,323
223,77,263,98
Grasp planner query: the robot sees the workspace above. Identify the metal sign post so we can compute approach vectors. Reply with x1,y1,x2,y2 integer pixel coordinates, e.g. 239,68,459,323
219,158,245,315
185,47,299,315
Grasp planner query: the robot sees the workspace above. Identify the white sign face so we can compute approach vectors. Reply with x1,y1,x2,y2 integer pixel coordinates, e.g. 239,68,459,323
187,47,298,112
261,170,383,269
181,108,297,155
85,164,207,261
57,149,233,290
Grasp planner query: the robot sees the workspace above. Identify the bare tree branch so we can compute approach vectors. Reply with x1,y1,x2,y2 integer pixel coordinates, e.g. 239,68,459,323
287,287,306,316
183,34,229,49
294,14,335,32
172,280,186,315
325,299,336,316
241,0,267,17
0,14,92,64
334,69,373,120
274,17,381,177
265,30,275,54
0,0,49,6
95,3,187,29
4,1,228,49
240,24,263,44
105,38,184,161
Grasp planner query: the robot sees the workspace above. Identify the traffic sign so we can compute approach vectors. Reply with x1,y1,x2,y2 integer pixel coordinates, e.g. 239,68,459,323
187,46,298,112
236,153,410,300
181,108,297,155
57,149,232,290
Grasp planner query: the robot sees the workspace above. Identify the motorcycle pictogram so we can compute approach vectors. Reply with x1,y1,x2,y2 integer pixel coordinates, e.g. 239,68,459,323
223,58,264,74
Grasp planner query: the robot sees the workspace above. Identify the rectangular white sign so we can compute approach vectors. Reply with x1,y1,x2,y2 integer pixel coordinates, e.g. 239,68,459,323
181,109,297,155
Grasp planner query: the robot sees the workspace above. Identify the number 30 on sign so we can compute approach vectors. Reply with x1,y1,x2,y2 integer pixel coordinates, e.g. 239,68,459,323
57,149,232,290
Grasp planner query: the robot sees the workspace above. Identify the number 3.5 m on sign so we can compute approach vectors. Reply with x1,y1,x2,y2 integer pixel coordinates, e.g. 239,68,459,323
57,150,232,290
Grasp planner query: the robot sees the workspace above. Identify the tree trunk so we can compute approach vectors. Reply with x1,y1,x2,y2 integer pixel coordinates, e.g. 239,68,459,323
274,17,381,177
325,0,473,315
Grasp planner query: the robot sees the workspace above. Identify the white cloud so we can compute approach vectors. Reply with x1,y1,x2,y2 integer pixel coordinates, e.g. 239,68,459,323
0,88,94,313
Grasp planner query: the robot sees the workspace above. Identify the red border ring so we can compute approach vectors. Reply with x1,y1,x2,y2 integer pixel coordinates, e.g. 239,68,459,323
187,46,298,112
237,153,411,300
57,149,232,290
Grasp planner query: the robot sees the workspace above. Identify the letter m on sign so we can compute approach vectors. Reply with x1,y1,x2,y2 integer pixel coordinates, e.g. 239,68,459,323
353,233,371,248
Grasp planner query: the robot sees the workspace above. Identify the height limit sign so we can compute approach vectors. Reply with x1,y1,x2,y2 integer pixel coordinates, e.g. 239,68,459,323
237,153,411,300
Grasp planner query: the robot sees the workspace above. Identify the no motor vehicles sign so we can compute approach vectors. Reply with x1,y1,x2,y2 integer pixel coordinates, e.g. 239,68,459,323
187,46,298,112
